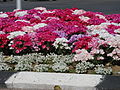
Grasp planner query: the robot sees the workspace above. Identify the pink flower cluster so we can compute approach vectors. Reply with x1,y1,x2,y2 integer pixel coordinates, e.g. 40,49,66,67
0,7,120,61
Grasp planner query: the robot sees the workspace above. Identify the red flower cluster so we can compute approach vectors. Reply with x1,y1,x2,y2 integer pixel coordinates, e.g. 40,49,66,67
10,34,33,53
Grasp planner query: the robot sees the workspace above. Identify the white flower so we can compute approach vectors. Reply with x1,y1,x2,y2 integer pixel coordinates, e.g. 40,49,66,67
0,13,8,18
101,22,119,26
42,10,55,14
115,28,120,34
15,20,30,23
72,10,86,15
7,31,26,39
0,63,11,71
34,15,41,19
14,11,28,17
0,31,5,34
95,14,107,20
34,7,46,11
79,16,90,22
34,64,49,72
46,17,59,20
9,47,14,49
33,23,47,29
53,38,71,50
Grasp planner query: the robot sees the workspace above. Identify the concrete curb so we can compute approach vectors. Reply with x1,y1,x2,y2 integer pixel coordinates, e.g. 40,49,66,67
0,71,120,90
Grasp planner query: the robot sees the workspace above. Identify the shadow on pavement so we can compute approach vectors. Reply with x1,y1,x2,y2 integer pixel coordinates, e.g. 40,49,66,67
0,71,17,88
96,75,120,90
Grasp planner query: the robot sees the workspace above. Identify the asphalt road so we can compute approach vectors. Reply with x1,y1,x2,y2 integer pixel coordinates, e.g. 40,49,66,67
0,0,120,14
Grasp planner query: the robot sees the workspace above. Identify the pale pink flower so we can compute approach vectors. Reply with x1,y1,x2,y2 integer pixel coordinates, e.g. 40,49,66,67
107,53,114,57
99,49,105,54
22,26,34,33
113,55,119,60
73,49,94,61
90,49,100,55
97,56,104,60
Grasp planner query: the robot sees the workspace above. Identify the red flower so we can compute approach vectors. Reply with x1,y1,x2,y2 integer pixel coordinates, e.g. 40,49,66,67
10,34,33,53
72,36,93,52
0,34,9,48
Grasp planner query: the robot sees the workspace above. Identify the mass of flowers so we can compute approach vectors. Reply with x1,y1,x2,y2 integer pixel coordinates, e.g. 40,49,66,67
0,7,120,63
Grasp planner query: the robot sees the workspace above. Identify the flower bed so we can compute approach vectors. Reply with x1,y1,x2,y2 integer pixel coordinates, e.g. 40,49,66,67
0,7,120,75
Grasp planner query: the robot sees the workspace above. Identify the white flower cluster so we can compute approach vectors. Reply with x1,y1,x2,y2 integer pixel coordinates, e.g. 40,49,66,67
115,28,120,34
53,38,71,50
52,54,74,64
33,23,47,29
95,64,112,75
7,31,26,39
7,56,21,63
34,64,50,72
52,61,68,72
14,59,33,71
76,61,94,74
105,35,120,48
0,52,4,63
87,23,120,39
29,53,44,63
90,28,113,39
14,11,28,17
0,13,8,18
0,63,11,71
95,14,107,20
34,7,55,14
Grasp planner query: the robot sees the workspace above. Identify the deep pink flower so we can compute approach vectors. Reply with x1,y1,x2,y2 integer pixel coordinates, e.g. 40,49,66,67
10,34,33,53
0,34,9,48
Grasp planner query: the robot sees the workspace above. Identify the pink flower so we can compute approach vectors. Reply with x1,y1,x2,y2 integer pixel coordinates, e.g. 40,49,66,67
73,49,94,61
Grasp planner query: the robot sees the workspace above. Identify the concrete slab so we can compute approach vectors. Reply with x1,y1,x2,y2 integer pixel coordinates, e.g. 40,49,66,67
2,72,120,90
0,71,119,89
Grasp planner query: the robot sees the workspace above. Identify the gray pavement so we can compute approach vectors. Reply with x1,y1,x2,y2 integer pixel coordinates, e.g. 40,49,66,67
0,0,120,14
